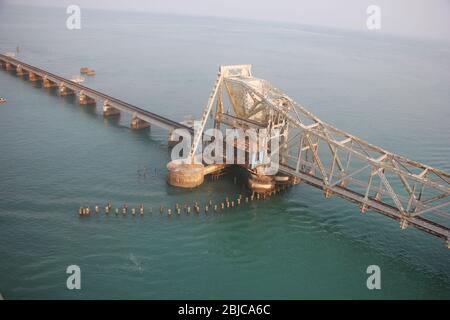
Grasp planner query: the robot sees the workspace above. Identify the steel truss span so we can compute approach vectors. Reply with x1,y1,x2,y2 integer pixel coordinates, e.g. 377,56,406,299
190,65,450,246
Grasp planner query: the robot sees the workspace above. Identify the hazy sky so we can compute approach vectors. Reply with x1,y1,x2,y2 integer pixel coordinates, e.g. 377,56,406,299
3,0,450,40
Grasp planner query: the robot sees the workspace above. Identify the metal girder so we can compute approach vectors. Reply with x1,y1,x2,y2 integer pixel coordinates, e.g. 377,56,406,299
189,71,223,161
193,65,450,244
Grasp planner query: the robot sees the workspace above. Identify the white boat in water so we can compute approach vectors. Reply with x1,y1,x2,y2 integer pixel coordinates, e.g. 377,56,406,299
71,75,85,83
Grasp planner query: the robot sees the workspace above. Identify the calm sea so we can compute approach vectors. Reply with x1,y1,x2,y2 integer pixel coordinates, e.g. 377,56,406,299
0,4,449,299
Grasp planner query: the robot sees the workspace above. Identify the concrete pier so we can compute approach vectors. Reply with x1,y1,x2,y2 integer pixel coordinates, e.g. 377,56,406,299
5,62,14,71
79,91,96,105
28,71,42,82
131,113,150,129
248,174,275,194
16,65,24,76
43,77,57,88
102,100,120,116
167,160,204,188
59,83,74,96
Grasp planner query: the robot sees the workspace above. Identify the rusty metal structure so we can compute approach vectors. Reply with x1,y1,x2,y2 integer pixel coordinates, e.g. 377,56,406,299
189,65,450,246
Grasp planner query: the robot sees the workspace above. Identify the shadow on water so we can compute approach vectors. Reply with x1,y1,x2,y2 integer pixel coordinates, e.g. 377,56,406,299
3,68,23,81
102,114,121,127
61,94,76,104
44,86,59,97
128,126,170,151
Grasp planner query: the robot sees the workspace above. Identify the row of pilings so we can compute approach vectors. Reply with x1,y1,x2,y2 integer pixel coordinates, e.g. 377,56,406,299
78,184,294,217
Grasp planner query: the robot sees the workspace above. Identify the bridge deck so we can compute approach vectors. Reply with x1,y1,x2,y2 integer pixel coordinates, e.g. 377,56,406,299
0,54,192,132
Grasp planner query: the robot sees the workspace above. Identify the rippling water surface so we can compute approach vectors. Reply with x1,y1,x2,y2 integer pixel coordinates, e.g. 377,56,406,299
0,5,449,299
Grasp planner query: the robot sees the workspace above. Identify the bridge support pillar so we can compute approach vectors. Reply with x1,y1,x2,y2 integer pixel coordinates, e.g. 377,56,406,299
5,62,14,71
248,174,275,194
59,83,74,96
131,114,150,129
43,77,57,88
103,101,120,116
16,65,24,76
79,91,96,105
29,72,42,82
167,160,205,188
274,174,291,186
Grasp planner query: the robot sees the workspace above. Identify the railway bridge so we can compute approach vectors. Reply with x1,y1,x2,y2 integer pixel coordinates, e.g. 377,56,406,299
1,54,449,247
0,54,191,132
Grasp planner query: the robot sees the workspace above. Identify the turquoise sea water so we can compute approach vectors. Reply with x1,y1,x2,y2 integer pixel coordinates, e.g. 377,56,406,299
0,5,449,299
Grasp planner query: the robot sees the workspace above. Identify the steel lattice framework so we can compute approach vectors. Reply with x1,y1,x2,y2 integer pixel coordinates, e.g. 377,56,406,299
190,65,450,246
